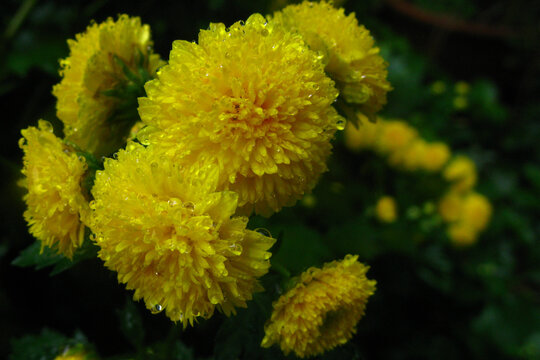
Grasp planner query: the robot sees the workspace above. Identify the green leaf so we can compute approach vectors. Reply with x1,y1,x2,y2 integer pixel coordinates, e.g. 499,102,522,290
11,236,99,276
117,298,145,351
10,328,87,360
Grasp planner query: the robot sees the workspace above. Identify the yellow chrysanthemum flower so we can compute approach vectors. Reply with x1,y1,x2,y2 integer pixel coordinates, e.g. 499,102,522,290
90,143,275,326
138,14,342,216
375,120,418,154
53,14,163,157
270,1,391,124
375,196,397,223
261,255,376,358
19,120,90,258
447,221,477,247
443,156,477,193
387,138,427,170
344,120,378,151
461,192,492,231
438,191,464,223
421,142,451,172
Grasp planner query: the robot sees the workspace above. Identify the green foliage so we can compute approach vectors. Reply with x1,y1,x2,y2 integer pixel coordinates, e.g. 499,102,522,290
10,329,88,360
11,236,99,276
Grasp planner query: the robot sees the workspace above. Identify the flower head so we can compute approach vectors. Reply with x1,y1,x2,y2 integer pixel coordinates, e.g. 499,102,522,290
53,15,163,156
438,191,464,223
443,156,477,193
138,14,342,216
375,120,418,154
447,221,477,247
344,120,378,151
461,192,492,231
261,255,376,358
270,1,391,124
19,120,90,258
89,143,275,326
375,196,397,223
421,142,451,172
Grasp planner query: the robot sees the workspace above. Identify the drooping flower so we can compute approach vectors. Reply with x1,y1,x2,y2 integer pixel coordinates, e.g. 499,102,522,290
53,14,164,157
270,1,391,125
19,120,90,258
261,255,376,358
443,156,477,193
89,143,275,326
375,196,397,223
138,14,343,216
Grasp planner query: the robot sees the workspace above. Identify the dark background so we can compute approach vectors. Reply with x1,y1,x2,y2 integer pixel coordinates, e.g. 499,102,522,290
1,0,540,359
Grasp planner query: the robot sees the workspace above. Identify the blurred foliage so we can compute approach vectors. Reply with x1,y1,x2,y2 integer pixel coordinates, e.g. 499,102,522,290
2,0,540,359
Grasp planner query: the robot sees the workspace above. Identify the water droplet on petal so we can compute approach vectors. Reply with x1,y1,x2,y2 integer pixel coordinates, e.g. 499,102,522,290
255,228,272,238
151,304,163,314
336,118,346,131
183,202,195,211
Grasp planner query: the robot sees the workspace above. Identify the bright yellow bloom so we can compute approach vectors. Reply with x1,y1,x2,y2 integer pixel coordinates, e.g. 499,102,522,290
90,143,275,326
270,1,391,124
448,221,477,247
375,120,418,154
443,156,477,193
461,192,492,231
344,120,378,151
375,196,397,223
261,255,376,358
421,142,451,172
19,120,90,258
438,191,464,223
53,14,163,157
138,14,342,216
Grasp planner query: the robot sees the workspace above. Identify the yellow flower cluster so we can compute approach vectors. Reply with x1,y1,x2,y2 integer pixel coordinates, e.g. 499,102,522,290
261,255,376,358
375,196,398,223
90,143,275,326
138,14,343,216
345,118,451,172
270,1,391,124
439,190,492,246
22,4,386,338
344,118,491,244
19,120,90,258
53,15,163,157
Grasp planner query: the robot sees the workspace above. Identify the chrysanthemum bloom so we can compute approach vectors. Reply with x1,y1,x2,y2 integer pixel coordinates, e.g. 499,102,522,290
138,14,342,216
19,120,90,258
90,143,275,325
375,120,418,154
375,196,397,223
447,221,477,246
443,156,477,193
261,254,376,358
387,139,427,170
438,191,464,223
53,14,163,157
54,345,96,360
461,192,492,231
344,120,378,151
421,142,451,172
270,1,391,125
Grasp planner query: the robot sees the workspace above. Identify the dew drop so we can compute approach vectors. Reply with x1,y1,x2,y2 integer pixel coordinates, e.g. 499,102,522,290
261,28,269,36
255,228,271,238
183,202,195,211
151,304,163,314
335,118,346,130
